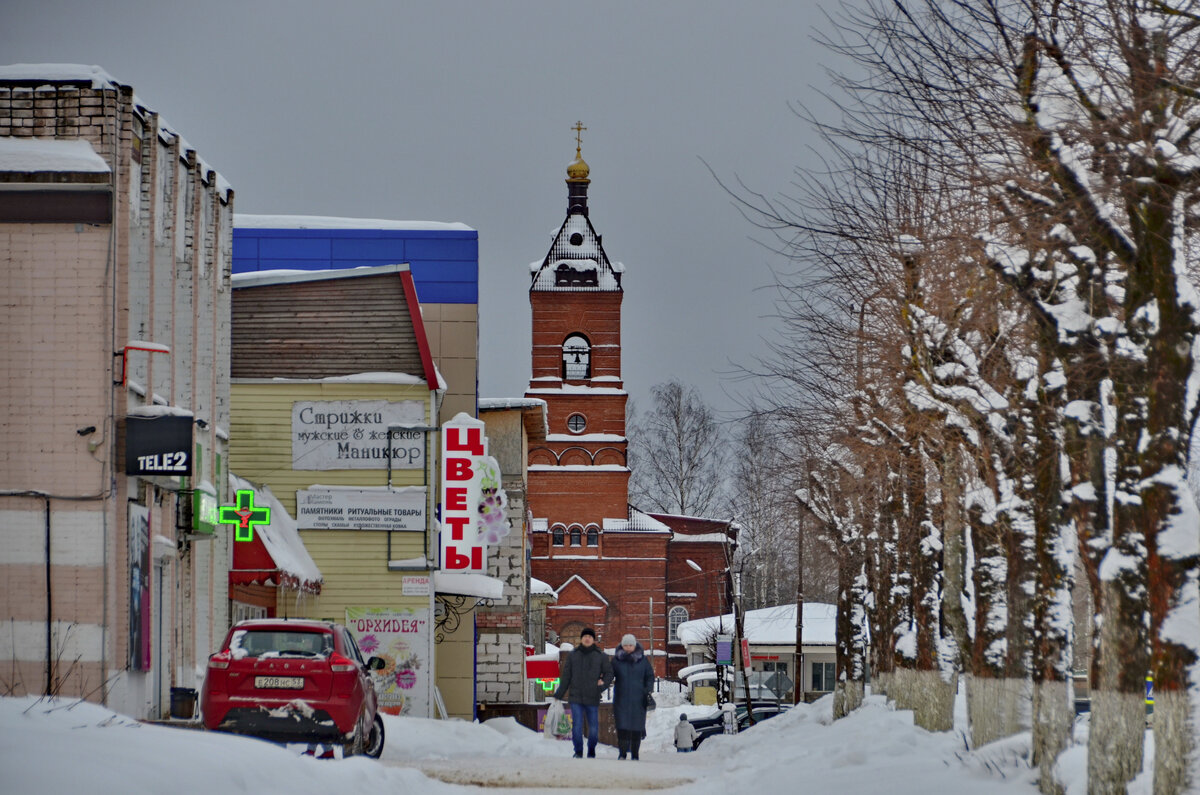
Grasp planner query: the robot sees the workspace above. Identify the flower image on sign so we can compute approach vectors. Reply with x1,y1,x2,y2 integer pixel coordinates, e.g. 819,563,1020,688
346,607,431,718
291,400,426,471
439,413,508,572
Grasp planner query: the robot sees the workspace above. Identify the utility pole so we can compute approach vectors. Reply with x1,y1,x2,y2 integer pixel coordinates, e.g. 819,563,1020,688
648,596,654,673
733,572,756,724
794,489,806,705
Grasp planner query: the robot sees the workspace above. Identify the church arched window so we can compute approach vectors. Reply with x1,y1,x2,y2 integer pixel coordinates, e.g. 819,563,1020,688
586,525,599,546
552,525,565,546
562,334,591,380
668,606,689,642
569,525,582,546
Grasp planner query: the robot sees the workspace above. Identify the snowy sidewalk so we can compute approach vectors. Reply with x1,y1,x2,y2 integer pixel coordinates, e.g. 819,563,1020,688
4,689,1124,794
402,755,696,792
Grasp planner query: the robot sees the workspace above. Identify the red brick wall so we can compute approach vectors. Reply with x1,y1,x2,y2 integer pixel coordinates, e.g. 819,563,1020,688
536,534,672,674
526,470,630,526
530,292,622,382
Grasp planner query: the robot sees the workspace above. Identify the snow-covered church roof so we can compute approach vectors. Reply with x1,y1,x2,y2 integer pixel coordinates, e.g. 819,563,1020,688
529,147,624,292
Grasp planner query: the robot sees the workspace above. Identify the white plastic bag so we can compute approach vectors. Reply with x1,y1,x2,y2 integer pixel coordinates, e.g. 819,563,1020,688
543,698,565,740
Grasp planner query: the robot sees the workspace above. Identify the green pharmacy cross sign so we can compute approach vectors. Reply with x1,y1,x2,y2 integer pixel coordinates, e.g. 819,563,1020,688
219,489,270,542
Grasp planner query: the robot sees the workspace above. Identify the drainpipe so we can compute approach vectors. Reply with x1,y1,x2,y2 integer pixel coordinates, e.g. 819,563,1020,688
44,498,52,695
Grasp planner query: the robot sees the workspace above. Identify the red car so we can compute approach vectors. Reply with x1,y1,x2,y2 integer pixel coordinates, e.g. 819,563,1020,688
200,619,386,757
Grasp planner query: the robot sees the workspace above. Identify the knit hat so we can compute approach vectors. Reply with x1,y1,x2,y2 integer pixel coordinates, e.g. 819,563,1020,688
621,634,637,646
580,627,596,640
680,713,689,721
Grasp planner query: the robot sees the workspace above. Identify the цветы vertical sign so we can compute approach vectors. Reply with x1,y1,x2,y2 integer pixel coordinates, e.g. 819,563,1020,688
439,413,508,571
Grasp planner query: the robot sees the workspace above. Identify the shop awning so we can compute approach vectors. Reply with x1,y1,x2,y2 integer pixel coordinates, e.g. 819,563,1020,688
228,473,322,594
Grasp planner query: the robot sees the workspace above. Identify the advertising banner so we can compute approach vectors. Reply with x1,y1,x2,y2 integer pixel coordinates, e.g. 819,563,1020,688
345,607,431,717
439,413,508,572
716,635,733,666
128,504,151,670
296,486,426,531
291,400,426,470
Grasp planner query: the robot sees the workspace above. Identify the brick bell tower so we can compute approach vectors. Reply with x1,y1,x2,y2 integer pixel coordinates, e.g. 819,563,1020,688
526,126,671,663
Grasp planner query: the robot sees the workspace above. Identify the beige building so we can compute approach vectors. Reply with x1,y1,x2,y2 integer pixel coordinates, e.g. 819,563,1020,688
0,65,233,719
229,264,488,719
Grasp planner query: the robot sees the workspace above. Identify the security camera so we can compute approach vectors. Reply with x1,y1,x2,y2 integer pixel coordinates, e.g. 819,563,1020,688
76,426,96,436
195,419,209,429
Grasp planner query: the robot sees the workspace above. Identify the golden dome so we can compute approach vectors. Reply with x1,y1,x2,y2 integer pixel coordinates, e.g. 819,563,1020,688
567,153,590,182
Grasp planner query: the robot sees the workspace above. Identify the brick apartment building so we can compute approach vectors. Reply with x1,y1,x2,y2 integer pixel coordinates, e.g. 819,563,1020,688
0,65,233,718
526,140,735,676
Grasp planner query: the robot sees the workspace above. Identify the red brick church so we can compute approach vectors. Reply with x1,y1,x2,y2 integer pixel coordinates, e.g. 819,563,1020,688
526,130,736,677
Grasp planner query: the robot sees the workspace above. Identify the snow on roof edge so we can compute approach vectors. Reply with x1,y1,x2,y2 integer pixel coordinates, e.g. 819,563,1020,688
231,264,408,289
235,214,474,232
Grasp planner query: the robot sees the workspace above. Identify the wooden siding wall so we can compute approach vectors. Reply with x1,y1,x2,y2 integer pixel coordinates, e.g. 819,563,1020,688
231,381,429,498
230,380,430,558
231,273,423,379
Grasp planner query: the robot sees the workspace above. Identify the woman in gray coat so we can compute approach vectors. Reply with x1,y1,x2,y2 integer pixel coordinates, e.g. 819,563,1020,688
611,634,655,760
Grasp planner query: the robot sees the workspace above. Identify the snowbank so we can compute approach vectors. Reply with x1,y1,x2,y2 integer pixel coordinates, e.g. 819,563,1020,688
0,696,451,795
381,714,572,762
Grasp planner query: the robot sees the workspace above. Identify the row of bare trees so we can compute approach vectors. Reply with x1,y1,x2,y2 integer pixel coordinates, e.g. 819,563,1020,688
733,3,1200,794
628,382,839,609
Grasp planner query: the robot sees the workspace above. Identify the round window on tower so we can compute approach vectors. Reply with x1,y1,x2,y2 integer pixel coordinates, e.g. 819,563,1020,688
567,413,587,433
569,232,584,246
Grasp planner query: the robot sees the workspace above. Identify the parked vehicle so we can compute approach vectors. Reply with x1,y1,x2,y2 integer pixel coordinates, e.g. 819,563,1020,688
688,703,791,748
200,619,386,757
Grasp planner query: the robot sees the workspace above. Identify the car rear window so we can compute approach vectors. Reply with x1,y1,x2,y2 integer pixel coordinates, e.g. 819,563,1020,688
229,629,333,659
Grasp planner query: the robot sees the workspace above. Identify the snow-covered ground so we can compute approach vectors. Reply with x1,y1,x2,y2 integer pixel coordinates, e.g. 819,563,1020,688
0,685,1151,793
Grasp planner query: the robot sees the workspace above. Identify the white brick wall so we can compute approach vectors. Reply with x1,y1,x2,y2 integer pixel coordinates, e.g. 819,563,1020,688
0,81,234,718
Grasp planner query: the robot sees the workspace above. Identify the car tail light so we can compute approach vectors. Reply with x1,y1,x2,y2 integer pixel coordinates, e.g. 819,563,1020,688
208,650,232,670
330,653,357,673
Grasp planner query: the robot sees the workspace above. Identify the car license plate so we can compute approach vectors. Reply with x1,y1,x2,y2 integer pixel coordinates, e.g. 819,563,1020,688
255,676,304,689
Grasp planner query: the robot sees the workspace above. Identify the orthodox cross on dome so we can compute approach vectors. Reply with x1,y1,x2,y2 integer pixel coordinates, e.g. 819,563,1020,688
572,121,587,156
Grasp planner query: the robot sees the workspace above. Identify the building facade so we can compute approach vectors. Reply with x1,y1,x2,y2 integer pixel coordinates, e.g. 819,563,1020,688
0,65,233,719
476,398,547,704
231,216,479,422
677,603,838,704
230,264,455,716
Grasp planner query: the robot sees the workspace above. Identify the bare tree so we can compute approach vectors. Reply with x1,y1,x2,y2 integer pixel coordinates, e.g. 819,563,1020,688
628,380,729,517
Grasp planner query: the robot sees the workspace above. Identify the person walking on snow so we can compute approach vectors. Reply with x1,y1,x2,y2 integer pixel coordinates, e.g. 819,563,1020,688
553,627,613,758
611,633,654,760
674,713,698,752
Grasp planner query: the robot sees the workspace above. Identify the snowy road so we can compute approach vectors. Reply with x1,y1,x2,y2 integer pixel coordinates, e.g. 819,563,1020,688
397,756,696,791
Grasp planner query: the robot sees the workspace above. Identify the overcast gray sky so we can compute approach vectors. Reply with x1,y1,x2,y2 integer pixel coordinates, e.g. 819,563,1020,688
4,0,836,416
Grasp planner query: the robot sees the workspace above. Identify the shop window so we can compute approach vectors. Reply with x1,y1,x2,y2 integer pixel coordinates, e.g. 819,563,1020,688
668,606,689,642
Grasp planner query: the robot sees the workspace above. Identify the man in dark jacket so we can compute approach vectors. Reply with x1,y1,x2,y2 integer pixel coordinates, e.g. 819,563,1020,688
553,627,614,758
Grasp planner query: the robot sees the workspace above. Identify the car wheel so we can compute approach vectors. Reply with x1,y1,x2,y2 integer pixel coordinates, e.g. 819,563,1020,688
364,714,385,759
343,716,365,758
